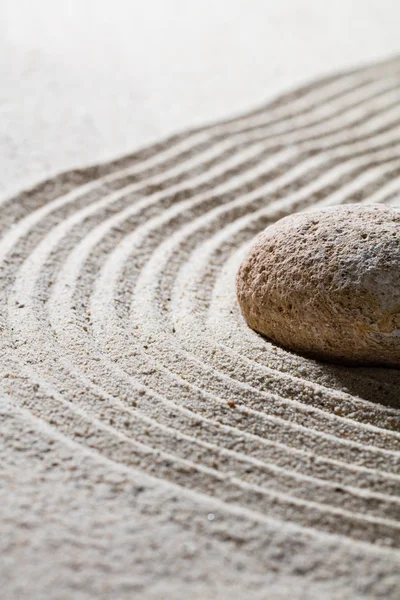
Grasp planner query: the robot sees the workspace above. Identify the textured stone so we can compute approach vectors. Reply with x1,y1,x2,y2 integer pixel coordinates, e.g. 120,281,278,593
237,204,400,367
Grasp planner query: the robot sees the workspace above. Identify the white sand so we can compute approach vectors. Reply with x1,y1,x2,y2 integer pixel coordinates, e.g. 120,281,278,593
1,2,400,599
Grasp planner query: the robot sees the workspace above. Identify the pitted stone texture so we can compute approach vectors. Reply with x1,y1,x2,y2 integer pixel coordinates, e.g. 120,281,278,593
237,204,400,367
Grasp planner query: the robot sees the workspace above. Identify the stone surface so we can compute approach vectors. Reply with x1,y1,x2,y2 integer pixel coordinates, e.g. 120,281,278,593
237,204,400,367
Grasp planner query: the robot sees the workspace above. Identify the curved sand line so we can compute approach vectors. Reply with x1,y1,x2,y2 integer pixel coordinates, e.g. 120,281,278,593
1,56,400,596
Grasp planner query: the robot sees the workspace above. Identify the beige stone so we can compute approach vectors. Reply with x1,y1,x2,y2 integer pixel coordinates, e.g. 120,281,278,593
236,204,400,367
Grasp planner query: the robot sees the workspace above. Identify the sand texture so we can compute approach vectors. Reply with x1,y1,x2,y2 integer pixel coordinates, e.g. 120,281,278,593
1,55,400,599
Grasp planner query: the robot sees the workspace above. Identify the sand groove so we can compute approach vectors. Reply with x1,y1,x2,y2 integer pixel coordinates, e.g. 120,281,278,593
1,58,400,561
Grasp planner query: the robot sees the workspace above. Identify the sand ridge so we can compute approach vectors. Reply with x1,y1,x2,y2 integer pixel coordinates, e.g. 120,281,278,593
1,56,400,599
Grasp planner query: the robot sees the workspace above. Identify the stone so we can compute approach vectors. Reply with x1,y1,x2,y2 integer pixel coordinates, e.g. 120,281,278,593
236,204,400,367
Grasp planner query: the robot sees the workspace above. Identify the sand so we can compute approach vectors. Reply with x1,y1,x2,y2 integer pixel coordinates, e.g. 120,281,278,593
1,3,400,599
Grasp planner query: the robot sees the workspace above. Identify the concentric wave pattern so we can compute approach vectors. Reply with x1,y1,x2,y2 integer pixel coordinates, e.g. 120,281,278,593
1,57,400,565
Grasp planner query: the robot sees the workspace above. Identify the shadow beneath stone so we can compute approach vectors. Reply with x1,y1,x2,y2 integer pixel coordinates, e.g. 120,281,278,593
254,330,400,412
307,360,400,411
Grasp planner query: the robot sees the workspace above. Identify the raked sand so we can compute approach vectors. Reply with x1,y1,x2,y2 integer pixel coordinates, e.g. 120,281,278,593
1,4,400,600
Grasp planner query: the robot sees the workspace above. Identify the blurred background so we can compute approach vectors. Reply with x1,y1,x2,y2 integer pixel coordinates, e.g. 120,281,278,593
1,0,399,196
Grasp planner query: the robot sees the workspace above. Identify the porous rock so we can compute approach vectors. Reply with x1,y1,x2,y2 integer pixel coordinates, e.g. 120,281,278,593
236,204,400,367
